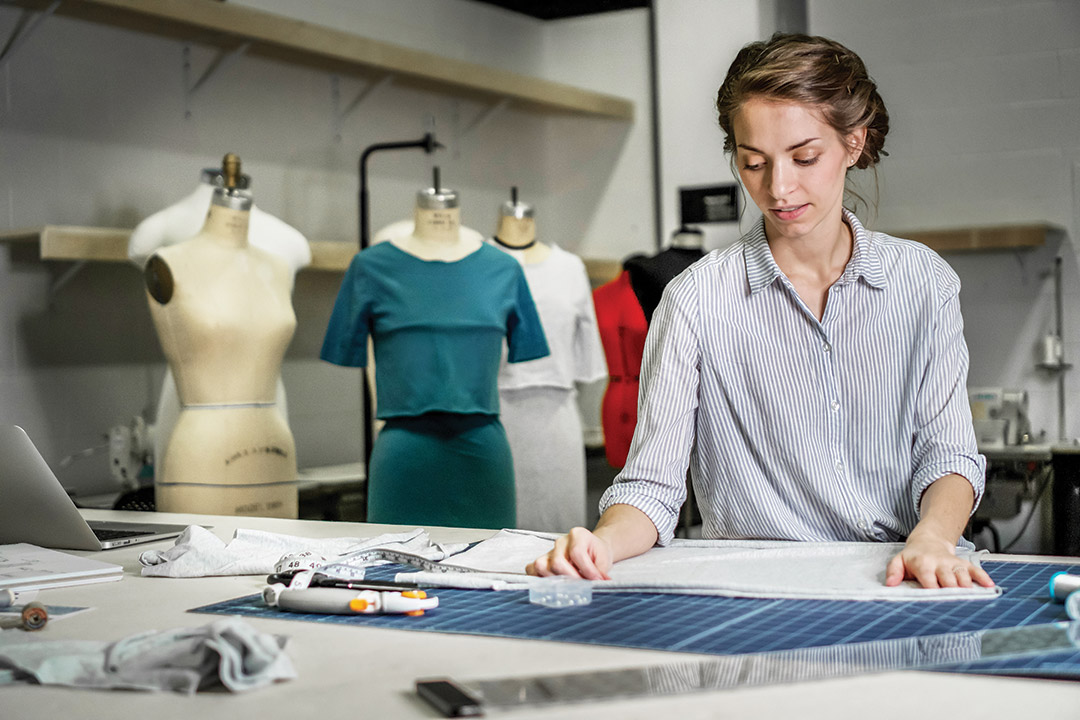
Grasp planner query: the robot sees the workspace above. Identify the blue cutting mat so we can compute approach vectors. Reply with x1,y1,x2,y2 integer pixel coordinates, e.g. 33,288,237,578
191,560,1080,675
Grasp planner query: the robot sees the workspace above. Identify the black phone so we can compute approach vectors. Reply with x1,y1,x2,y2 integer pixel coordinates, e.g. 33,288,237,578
416,679,483,717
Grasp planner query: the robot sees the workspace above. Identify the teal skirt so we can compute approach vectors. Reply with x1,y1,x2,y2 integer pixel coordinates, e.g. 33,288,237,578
367,413,515,529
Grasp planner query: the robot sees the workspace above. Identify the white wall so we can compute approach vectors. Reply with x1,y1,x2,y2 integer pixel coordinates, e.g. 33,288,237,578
539,10,653,259
808,0,1080,445
655,0,763,251
230,0,547,76
0,1,652,497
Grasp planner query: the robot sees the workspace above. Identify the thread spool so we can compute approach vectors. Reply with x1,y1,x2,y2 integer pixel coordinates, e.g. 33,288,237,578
1040,334,1063,367
1049,572,1080,602
20,602,47,631
262,583,286,607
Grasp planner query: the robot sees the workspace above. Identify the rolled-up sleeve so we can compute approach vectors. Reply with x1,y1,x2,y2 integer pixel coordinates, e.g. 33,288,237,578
909,277,986,517
600,270,701,545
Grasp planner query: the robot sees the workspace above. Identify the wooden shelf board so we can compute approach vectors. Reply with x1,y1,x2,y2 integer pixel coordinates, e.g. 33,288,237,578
0,226,356,271
5,223,1058,280
583,257,623,287
892,224,1053,253
307,240,356,272
9,0,634,120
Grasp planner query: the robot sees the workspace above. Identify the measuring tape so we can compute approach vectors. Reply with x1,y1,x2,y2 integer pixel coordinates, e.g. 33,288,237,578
417,621,1080,716
329,547,481,575
278,547,487,590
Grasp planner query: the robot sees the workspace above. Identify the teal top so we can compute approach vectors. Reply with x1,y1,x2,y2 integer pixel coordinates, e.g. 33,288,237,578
321,242,550,418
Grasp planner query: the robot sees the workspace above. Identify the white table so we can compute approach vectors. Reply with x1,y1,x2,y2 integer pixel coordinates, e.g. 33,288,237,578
3,509,1080,719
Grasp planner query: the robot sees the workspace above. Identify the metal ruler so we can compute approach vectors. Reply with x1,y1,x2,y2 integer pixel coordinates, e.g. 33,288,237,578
416,621,1080,716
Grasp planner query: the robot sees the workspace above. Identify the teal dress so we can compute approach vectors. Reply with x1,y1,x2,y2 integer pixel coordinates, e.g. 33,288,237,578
321,242,549,528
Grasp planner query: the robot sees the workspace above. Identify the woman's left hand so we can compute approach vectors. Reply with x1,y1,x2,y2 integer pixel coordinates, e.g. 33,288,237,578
885,529,995,589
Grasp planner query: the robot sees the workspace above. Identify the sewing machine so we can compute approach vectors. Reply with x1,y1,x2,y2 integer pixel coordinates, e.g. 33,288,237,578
968,387,1032,449
108,416,154,492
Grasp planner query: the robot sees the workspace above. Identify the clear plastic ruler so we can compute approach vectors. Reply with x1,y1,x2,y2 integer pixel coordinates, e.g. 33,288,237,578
416,621,1080,716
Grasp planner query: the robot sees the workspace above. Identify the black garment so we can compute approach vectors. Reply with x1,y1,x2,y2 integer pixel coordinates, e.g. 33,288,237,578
624,247,705,324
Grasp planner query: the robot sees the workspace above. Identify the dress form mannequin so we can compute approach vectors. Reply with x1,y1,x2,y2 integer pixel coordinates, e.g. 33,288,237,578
321,182,550,528
624,226,706,324
593,255,649,469
489,194,607,532
491,197,551,265
391,186,481,261
373,218,484,247
129,164,310,482
128,168,311,272
145,154,298,518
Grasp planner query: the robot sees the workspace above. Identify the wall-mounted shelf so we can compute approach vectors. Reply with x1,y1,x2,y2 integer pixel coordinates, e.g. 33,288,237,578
0,225,632,284
893,224,1056,253
5,0,634,120
0,225,357,271
580,223,1062,288
4,222,1058,285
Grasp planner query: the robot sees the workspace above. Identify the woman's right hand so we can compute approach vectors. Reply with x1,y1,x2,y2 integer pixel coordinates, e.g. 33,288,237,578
526,526,614,580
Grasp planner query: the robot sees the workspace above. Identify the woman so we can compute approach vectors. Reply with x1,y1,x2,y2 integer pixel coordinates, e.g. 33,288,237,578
529,33,994,590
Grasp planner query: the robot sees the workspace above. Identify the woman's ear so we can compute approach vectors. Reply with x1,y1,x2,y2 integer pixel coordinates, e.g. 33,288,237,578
846,126,868,166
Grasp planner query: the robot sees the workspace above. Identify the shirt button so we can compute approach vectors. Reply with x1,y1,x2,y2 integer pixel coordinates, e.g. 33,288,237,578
830,400,840,412
835,461,844,472
823,342,832,353
857,519,867,530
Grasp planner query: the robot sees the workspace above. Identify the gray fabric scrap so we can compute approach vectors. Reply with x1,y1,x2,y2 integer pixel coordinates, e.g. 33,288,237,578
0,618,295,694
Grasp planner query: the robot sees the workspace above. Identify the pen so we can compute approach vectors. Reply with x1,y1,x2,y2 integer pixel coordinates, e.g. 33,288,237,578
264,585,439,616
266,572,424,592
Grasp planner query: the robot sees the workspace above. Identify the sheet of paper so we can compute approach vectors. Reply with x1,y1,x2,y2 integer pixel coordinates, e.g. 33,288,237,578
0,543,123,591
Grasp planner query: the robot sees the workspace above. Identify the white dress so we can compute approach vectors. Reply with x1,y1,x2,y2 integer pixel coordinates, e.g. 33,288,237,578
129,183,311,476
494,244,607,532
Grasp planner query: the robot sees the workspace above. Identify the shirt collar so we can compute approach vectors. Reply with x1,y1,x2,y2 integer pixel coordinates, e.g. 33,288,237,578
743,208,887,295
841,209,887,289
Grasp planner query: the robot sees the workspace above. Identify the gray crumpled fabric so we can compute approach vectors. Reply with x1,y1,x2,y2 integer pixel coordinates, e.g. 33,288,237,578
139,525,467,578
0,618,295,694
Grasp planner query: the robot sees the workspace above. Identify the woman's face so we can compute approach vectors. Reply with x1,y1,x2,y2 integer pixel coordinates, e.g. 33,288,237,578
732,97,864,245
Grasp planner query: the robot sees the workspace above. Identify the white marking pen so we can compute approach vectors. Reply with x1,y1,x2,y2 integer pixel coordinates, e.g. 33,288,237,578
1050,572,1080,602
0,589,38,609
265,585,439,616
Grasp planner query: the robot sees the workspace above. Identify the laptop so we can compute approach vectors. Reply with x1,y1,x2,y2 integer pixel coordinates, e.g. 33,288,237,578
0,425,189,551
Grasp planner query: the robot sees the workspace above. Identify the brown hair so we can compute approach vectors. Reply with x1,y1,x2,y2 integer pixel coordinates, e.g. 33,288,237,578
716,33,889,170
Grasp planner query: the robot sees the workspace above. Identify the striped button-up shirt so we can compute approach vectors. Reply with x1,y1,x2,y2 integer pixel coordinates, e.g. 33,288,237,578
601,210,985,546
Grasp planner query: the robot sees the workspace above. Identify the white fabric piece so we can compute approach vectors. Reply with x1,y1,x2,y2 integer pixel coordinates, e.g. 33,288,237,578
0,618,294,694
501,386,587,533
416,529,1002,602
491,244,606,534
495,244,607,391
139,526,466,578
